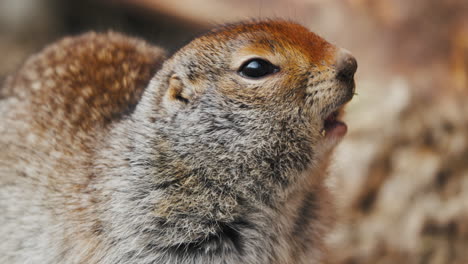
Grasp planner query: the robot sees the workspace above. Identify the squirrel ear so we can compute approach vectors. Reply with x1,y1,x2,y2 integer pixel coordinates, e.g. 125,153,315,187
167,74,191,103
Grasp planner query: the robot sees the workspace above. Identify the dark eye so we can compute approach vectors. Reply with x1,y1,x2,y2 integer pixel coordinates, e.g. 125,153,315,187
238,59,279,78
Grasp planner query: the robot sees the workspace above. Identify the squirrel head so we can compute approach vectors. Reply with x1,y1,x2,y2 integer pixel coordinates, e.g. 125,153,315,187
137,20,357,198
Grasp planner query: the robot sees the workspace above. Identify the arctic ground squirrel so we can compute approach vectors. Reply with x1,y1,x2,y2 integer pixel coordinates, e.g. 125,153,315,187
0,20,357,264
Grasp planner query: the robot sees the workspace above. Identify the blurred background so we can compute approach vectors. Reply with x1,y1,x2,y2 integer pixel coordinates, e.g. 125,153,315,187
1,0,467,263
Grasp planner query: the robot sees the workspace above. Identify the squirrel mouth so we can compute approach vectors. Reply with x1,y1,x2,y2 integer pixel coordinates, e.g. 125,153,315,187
321,107,347,138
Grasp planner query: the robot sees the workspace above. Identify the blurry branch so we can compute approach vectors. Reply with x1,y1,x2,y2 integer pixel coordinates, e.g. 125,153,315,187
451,19,468,91
112,0,312,25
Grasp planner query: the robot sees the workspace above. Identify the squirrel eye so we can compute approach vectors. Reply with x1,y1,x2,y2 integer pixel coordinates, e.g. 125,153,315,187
238,59,279,78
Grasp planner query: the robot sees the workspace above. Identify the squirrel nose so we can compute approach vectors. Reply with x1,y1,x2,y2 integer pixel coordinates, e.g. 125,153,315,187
336,49,357,81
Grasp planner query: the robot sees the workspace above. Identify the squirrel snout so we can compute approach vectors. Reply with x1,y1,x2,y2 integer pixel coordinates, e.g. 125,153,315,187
336,49,357,82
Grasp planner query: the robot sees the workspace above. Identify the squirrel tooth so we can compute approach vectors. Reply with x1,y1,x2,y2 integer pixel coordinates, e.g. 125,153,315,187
321,129,327,137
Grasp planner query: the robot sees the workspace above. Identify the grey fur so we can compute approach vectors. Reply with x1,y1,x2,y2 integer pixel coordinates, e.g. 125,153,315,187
0,21,355,263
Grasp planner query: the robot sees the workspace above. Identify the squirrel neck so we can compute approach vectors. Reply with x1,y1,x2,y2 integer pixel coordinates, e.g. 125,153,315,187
90,68,333,263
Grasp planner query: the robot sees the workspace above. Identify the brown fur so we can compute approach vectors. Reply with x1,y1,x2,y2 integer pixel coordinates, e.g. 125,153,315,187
2,32,165,135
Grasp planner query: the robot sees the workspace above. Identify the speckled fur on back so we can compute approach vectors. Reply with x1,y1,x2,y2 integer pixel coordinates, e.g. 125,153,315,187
0,21,354,264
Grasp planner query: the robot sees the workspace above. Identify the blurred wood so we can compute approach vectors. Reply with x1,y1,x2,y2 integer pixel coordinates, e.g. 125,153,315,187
115,0,312,25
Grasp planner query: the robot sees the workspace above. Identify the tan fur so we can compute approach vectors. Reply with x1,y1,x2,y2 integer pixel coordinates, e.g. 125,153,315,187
0,20,356,264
